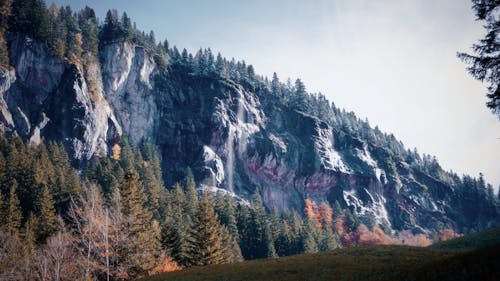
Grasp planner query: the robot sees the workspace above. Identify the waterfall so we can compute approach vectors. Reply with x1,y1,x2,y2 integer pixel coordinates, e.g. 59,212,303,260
227,97,245,193
226,124,234,193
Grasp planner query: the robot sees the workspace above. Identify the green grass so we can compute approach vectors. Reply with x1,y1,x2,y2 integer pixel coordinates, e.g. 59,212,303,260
142,227,500,281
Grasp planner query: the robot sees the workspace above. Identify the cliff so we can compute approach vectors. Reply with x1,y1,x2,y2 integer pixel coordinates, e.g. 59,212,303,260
0,34,498,235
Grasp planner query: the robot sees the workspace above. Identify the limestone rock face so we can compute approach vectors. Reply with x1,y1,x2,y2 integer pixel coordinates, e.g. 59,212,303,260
0,35,497,235
101,42,158,145
1,35,121,161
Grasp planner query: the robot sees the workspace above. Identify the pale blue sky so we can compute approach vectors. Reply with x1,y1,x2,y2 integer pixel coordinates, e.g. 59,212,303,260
52,0,500,188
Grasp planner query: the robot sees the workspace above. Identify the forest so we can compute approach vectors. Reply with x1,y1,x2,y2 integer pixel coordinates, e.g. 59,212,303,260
0,0,499,280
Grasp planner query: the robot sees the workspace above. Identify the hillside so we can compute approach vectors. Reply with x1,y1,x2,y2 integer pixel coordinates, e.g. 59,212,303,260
144,227,500,281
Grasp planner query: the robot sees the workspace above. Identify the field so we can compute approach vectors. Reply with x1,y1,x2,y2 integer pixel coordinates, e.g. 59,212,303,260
143,227,500,281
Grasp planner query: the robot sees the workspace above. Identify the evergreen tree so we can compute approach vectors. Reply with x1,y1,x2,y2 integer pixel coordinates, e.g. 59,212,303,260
22,212,37,259
37,185,57,243
6,180,22,235
121,12,132,40
78,6,99,55
188,192,233,266
0,0,11,66
319,224,339,251
244,190,277,259
301,216,320,253
47,4,67,57
289,78,309,112
458,0,499,114
120,169,161,277
60,6,82,62
9,0,49,40
184,168,198,215
100,9,122,45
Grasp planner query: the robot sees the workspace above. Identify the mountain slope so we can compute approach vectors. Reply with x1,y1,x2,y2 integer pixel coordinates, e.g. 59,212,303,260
0,6,498,238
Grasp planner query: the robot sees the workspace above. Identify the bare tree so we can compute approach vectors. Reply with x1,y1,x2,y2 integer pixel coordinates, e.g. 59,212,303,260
68,184,129,280
33,226,80,281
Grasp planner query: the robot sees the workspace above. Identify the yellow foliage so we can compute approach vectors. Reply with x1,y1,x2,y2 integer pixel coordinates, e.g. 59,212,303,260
112,144,121,160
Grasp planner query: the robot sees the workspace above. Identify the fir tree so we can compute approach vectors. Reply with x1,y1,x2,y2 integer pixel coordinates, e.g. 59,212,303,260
6,180,22,235
188,192,233,266
302,216,320,253
37,185,58,243
22,212,37,255
458,0,500,114
120,169,161,277
184,168,198,215
319,224,339,251
0,0,11,66
78,6,99,55
9,0,49,40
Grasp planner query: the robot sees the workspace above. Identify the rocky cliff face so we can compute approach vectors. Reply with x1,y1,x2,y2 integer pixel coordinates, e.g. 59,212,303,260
1,35,121,161
0,35,498,235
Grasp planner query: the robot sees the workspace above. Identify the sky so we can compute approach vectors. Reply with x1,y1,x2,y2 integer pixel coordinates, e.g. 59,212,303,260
52,0,500,188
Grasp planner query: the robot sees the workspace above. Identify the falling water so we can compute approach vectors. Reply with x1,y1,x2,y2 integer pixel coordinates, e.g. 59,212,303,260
226,97,245,193
226,123,235,193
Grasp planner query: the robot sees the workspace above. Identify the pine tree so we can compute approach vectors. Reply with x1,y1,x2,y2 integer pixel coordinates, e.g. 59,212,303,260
458,0,499,114
188,192,233,266
0,0,11,66
120,169,161,277
319,224,339,251
302,216,320,253
47,5,67,57
9,0,49,40
333,200,342,219
184,168,198,215
100,9,122,45
6,180,22,235
214,192,243,262
37,185,58,243
22,212,37,255
245,190,277,259
274,218,292,257
290,78,309,112
78,6,99,55
121,12,132,40
162,186,194,267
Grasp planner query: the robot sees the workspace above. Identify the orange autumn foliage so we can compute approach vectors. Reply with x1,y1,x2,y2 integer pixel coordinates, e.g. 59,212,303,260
437,229,462,241
398,230,432,247
318,202,333,228
154,255,182,274
304,199,334,229
335,216,345,236
304,199,322,228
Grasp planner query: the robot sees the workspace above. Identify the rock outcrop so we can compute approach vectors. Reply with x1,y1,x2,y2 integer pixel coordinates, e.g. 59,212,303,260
0,34,498,236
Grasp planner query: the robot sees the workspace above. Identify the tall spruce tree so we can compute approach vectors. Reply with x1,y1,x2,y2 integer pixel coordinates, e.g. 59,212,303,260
188,192,233,266
458,0,500,115
36,185,57,243
120,169,161,277
9,0,49,40
6,180,22,235
78,6,99,55
0,0,11,66
245,190,277,259
184,168,198,215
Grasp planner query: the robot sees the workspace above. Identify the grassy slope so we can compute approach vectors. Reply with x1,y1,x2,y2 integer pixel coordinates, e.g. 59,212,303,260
143,228,500,281
431,227,500,250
